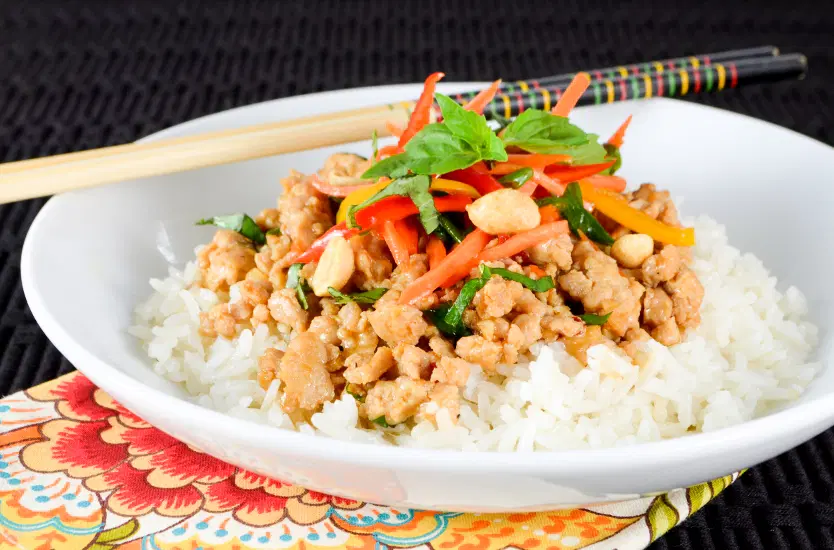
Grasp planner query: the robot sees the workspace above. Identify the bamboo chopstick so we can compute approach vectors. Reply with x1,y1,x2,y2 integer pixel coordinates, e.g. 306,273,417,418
0,48,805,205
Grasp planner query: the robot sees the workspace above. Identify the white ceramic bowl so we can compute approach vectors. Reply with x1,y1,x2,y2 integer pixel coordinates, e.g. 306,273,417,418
21,83,834,512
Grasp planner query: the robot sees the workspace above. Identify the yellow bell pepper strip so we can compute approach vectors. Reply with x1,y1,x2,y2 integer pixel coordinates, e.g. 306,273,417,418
579,181,695,246
429,178,481,198
336,179,391,224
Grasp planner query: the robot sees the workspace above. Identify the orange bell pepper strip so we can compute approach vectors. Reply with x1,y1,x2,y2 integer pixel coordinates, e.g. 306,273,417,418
464,79,502,114
506,154,573,170
551,73,591,117
382,220,412,265
426,235,447,270
294,222,361,264
477,222,570,263
399,229,492,305
579,181,695,246
398,72,445,148
353,194,472,229
444,162,504,194
606,115,633,148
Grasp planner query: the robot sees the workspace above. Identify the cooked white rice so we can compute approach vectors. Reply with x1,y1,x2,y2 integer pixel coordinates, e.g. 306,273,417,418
130,216,820,451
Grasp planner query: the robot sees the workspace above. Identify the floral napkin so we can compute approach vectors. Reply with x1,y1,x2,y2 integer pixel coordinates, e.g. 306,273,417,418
0,371,738,549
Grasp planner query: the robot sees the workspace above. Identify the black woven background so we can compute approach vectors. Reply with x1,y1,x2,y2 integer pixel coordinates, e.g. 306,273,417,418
1,0,833,548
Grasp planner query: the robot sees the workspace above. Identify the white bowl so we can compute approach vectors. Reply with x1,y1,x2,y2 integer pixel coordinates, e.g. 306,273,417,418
21,83,834,512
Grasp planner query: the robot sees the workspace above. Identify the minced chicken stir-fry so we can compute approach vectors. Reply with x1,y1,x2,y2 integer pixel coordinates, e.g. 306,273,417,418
194,73,703,428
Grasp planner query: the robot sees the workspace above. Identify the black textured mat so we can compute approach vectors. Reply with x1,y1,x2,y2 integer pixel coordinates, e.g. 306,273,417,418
1,1,832,547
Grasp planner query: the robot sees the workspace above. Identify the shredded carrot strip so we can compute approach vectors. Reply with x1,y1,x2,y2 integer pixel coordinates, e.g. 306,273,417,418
477,222,569,263
399,230,491,305
385,121,404,138
585,174,627,192
539,205,562,223
426,235,447,270
382,220,411,265
464,79,502,114
551,73,591,117
607,115,633,148
398,72,445,148
532,170,567,196
377,144,403,159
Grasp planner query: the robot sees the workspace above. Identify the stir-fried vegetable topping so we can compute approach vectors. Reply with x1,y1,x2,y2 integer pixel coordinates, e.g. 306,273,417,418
488,267,556,292
327,287,388,305
295,222,360,264
580,312,612,325
348,175,439,233
500,110,607,165
498,167,534,189
437,214,465,243
266,228,282,236
371,416,392,428
537,182,615,245
197,214,266,245
286,263,310,310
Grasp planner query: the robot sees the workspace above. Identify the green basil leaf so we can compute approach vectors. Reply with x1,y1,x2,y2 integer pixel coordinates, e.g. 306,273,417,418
403,124,483,175
580,312,612,325
266,228,282,236
327,287,388,305
567,136,609,166
498,167,534,189
196,214,265,245
371,129,379,160
437,214,464,244
408,179,440,234
489,267,555,292
286,263,309,310
426,304,472,338
441,264,492,332
603,143,622,175
536,183,615,245
371,416,391,427
501,110,589,152
435,93,491,148
361,153,411,180
489,113,513,132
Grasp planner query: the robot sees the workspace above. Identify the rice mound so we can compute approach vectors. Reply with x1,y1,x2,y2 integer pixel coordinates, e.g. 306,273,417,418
130,216,821,451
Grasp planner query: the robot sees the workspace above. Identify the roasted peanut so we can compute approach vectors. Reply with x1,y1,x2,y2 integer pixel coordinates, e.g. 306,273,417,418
466,189,540,235
310,235,355,296
611,233,654,268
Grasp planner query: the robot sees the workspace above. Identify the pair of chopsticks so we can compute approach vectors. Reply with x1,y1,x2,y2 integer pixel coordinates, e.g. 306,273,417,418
0,46,806,205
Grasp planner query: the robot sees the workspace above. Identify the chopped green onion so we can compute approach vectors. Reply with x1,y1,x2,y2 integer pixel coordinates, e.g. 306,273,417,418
498,167,534,189
437,214,465,244
488,267,555,292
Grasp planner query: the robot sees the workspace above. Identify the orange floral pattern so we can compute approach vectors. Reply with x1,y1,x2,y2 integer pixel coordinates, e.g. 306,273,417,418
0,372,739,549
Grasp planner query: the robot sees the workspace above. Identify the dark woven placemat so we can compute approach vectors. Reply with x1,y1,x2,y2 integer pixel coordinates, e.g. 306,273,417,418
1,0,832,547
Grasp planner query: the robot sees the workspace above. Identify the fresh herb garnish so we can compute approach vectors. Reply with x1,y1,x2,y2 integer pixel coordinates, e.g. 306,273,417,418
345,384,365,402
437,214,464,244
327,287,388,304
498,167,534,189
426,303,473,338
602,143,622,175
361,93,507,180
536,182,615,245
371,416,391,427
580,312,612,325
266,227,282,236
286,263,309,310
500,110,607,165
348,174,439,233
488,267,555,292
196,214,266,245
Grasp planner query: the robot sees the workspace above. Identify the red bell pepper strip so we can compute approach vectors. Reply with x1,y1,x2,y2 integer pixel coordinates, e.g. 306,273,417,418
399,229,492,305
294,222,360,264
353,194,472,229
551,73,591,117
398,72,445,148
463,79,502,114
444,162,504,194
311,175,375,198
607,115,633,148
544,160,616,183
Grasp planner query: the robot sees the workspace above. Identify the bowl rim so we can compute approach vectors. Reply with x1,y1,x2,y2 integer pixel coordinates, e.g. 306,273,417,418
21,82,834,474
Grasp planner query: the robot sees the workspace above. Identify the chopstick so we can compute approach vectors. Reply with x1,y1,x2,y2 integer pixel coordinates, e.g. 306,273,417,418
487,45,779,96
0,48,805,205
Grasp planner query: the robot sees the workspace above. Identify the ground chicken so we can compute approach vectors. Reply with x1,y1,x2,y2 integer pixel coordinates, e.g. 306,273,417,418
257,348,284,390
664,268,704,329
363,376,432,424
540,310,585,340
277,170,334,252
643,287,674,327
472,276,524,319
431,356,472,386
563,325,607,364
318,153,373,186
455,335,503,371
200,304,237,338
307,315,341,346
418,384,461,425
367,303,428,346
336,302,379,355
392,344,432,380
641,245,682,287
619,327,651,358
428,336,456,359
255,233,295,278
527,233,574,272
605,279,645,338
344,347,395,385
267,288,309,332
351,232,393,290
651,318,682,346
278,332,338,412
197,229,257,291
559,240,636,322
